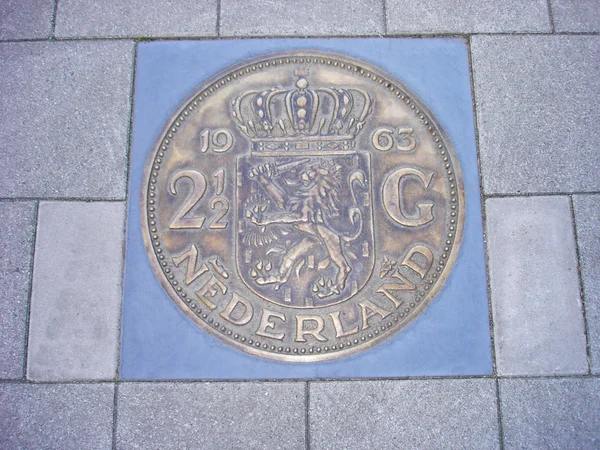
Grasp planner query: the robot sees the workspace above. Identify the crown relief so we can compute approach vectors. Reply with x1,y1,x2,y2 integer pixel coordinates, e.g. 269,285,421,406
231,70,373,147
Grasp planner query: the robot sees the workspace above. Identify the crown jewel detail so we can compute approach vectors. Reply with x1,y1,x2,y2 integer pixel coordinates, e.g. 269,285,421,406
231,72,373,146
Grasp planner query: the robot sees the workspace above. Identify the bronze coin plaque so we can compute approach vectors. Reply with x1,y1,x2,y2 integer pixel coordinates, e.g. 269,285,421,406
141,51,464,362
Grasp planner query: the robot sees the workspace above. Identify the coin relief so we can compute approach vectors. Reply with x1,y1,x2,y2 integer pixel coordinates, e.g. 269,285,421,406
142,51,464,362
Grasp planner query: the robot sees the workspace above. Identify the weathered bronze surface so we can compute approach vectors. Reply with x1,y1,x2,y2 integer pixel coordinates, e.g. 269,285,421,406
141,51,465,362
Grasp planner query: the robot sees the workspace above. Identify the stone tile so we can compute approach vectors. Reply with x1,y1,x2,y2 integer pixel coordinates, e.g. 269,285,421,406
310,379,499,449
220,0,383,36
117,382,305,449
27,202,125,381
551,0,600,32
55,0,217,38
486,197,587,375
0,41,133,199
472,36,600,194
0,0,55,40
121,38,492,380
500,378,600,449
386,0,550,33
0,382,114,449
573,195,600,373
0,202,36,378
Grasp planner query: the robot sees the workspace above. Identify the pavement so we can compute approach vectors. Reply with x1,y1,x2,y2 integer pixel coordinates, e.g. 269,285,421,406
1,1,599,449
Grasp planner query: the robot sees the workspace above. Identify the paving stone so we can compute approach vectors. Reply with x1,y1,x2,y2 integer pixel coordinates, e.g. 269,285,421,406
0,0,55,40
472,36,600,194
573,194,600,373
500,378,600,449
0,202,36,379
310,379,499,449
0,382,114,449
386,0,550,33
220,0,383,36
486,197,587,375
0,41,133,199
117,382,305,449
551,0,600,32
121,38,492,380
27,202,125,381
55,0,217,38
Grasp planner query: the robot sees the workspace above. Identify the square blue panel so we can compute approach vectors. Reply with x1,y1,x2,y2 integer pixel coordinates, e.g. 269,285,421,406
121,38,492,379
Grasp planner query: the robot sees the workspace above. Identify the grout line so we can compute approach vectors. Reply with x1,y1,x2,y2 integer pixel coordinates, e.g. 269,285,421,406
0,379,124,385
50,0,59,39
569,195,593,374
470,33,504,448
495,378,506,449
0,197,126,202
2,31,600,45
546,0,556,33
382,0,388,35
216,0,222,37
466,35,498,377
3,373,598,385
112,382,119,450
113,40,139,384
305,381,311,450
22,201,40,380
484,190,600,199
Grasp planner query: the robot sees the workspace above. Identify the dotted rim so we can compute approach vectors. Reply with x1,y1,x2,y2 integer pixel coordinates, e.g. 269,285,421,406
141,50,465,362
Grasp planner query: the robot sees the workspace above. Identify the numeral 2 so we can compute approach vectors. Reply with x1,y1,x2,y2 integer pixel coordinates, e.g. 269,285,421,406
168,169,229,230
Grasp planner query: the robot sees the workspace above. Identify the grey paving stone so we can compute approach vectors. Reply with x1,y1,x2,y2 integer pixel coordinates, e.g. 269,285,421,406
386,0,550,33
500,378,600,449
0,382,114,449
486,197,587,376
0,41,133,199
472,36,600,194
0,0,55,40
573,194,600,373
27,202,125,381
117,382,305,449
551,0,600,32
310,379,499,449
0,202,36,379
220,0,383,36
55,0,217,38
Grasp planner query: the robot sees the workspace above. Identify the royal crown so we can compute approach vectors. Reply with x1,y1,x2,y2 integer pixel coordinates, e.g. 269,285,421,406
231,69,372,152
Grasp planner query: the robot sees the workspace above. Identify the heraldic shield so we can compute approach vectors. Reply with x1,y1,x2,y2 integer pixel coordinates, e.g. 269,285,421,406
236,152,374,308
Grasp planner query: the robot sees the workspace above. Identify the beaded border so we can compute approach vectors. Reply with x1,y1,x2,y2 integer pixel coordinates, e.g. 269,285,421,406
142,51,464,361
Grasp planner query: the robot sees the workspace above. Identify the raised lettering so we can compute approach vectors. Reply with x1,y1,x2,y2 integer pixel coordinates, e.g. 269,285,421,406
219,293,253,325
256,309,286,340
328,310,359,338
396,127,417,151
169,169,208,229
371,127,394,151
195,274,227,310
213,168,225,195
401,244,434,279
295,315,327,342
376,276,416,308
199,129,234,153
382,167,434,227
208,198,229,229
172,244,208,285
359,300,392,330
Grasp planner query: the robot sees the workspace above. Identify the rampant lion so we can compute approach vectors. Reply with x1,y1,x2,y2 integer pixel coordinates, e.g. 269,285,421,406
247,158,363,298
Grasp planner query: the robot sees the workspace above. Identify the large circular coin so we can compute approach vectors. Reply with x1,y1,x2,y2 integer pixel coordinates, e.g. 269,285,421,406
141,51,464,362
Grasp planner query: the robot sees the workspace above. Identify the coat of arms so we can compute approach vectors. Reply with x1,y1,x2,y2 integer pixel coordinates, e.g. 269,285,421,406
233,72,375,308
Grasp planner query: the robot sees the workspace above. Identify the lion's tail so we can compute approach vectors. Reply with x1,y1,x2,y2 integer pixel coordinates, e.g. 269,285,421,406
342,207,363,242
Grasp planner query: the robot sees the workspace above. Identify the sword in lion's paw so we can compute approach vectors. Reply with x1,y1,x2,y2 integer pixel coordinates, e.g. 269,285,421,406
248,158,311,178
